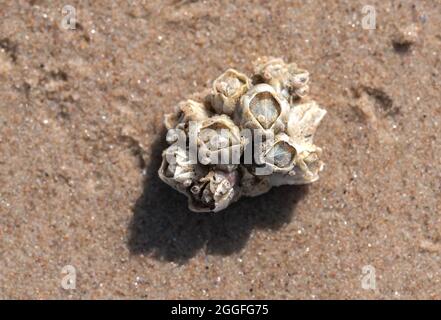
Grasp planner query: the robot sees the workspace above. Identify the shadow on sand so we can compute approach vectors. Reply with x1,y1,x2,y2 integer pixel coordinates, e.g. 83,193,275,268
128,128,308,263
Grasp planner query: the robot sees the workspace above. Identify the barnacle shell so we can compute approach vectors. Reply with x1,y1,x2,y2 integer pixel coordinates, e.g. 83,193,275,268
269,142,324,186
189,170,240,212
253,56,310,100
240,83,289,133
159,145,201,192
164,99,212,130
196,115,244,171
158,57,326,213
253,57,287,86
212,69,251,116
239,166,272,197
287,101,327,143
261,133,297,173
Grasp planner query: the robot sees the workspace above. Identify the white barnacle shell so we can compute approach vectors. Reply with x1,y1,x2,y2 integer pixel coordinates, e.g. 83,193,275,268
197,114,244,171
189,170,240,212
285,63,310,99
261,133,298,174
164,99,212,130
212,69,251,116
158,57,326,213
178,99,212,123
294,145,324,183
267,101,326,185
239,166,272,197
253,57,287,88
159,145,197,190
287,101,327,143
253,56,310,101
239,83,289,134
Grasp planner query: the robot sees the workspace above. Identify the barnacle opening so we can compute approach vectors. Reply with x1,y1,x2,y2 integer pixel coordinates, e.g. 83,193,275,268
249,92,281,129
216,75,243,98
159,58,326,213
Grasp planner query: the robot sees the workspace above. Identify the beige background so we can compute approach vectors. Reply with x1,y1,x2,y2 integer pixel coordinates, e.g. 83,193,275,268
0,0,440,299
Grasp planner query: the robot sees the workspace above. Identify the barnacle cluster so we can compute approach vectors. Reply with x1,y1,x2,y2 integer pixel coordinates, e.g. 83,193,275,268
159,57,326,212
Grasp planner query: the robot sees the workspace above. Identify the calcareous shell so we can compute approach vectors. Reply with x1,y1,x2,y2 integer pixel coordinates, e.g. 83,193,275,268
196,115,244,172
261,133,297,173
253,56,310,101
212,69,251,116
239,83,289,134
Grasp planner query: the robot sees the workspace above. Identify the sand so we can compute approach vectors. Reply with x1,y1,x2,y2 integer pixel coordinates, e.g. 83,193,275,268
0,0,440,299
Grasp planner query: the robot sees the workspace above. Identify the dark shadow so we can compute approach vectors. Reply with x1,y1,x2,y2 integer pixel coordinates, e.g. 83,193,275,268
128,127,308,263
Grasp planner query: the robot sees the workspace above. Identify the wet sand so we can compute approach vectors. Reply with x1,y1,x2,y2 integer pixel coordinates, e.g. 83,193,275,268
0,0,440,299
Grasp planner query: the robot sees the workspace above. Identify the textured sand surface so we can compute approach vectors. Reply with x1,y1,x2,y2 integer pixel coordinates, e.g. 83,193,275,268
0,0,440,299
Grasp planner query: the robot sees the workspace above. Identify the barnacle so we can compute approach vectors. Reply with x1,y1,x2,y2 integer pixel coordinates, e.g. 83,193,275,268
262,133,297,173
159,57,326,212
287,101,326,143
196,115,243,172
253,56,310,101
164,99,212,130
188,170,240,212
239,83,289,134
